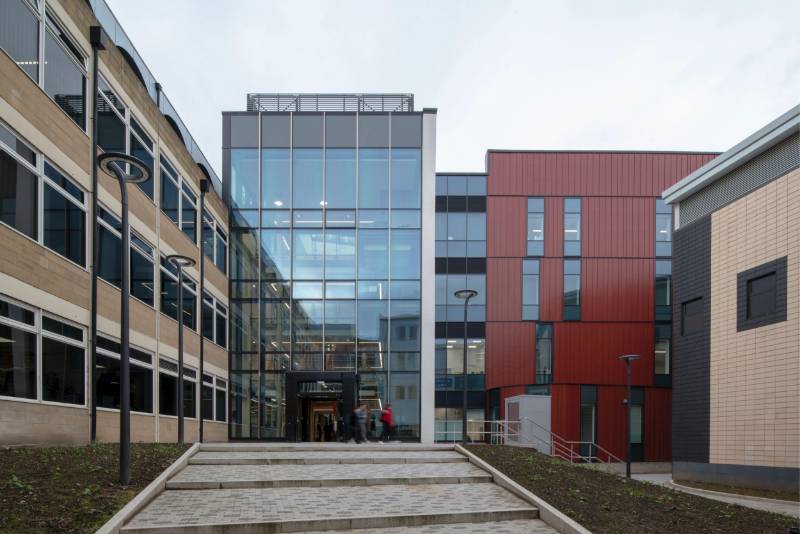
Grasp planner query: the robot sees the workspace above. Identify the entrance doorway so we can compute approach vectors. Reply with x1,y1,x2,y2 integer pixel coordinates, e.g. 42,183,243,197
286,372,357,442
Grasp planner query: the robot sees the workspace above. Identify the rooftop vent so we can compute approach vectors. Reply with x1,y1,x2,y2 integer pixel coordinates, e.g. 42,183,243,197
247,93,414,113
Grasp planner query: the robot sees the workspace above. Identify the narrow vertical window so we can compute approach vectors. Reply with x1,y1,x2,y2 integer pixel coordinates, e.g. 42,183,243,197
654,323,670,376
655,260,672,321
527,198,544,256
563,198,581,256
563,259,581,321
535,323,553,384
522,259,540,320
655,199,672,257
681,298,702,336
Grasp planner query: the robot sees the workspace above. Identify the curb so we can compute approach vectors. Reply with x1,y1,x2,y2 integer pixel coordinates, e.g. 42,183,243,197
455,445,592,534
95,442,200,534
670,480,800,506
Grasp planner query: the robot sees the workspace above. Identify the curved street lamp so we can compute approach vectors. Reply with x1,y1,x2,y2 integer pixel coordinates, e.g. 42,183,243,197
454,289,478,444
98,152,150,486
619,354,641,478
166,254,196,446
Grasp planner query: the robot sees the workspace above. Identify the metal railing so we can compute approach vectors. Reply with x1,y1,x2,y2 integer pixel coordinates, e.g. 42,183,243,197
247,93,415,113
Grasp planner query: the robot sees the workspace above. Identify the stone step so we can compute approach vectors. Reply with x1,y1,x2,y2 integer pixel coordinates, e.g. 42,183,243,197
189,450,468,466
199,443,454,453
121,483,538,533
297,519,558,533
167,462,493,489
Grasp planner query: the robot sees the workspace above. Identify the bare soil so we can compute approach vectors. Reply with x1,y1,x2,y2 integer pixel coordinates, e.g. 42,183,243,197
674,479,799,503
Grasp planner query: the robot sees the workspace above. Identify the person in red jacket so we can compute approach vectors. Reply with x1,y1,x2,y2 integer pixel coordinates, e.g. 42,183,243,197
379,404,395,442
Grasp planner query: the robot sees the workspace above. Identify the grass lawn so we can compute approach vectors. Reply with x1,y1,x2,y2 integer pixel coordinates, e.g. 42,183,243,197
0,443,188,534
466,445,799,534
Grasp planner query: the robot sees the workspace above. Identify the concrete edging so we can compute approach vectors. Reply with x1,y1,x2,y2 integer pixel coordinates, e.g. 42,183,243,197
455,444,592,534
95,442,200,534
670,480,800,505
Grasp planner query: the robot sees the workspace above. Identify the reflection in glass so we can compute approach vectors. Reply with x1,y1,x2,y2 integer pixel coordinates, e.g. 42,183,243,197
43,181,85,266
262,301,291,352
390,372,420,439
391,149,421,208
325,149,356,208
262,148,290,208
230,149,258,209
358,230,388,279
359,149,389,208
325,300,356,351
325,229,356,280
390,230,421,280
44,28,86,129
231,301,259,353
357,301,388,352
231,229,259,280
293,300,323,352
358,210,389,228
260,229,291,280
293,149,323,208
231,372,259,439
261,373,286,438
293,230,324,279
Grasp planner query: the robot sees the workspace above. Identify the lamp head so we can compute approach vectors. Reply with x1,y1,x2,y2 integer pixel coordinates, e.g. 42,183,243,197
98,152,150,184
166,254,196,270
454,289,478,301
618,354,641,362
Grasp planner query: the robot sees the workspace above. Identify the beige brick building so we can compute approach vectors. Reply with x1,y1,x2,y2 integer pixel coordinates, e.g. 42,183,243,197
0,0,229,445
664,105,799,491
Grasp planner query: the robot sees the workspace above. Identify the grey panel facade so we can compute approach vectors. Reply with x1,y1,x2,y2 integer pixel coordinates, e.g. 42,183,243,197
673,461,800,493
229,115,259,147
357,115,390,147
291,114,323,147
672,215,711,463
261,114,291,148
324,115,356,147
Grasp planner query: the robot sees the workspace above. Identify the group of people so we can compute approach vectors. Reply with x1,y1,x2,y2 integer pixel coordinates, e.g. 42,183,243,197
350,403,396,443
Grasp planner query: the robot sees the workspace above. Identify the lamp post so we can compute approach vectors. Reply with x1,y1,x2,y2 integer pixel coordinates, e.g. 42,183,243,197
98,152,150,485
454,289,478,444
198,178,209,443
618,354,640,478
167,254,196,446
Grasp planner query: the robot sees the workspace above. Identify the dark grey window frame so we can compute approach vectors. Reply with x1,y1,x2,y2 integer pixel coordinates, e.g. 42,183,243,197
737,256,787,331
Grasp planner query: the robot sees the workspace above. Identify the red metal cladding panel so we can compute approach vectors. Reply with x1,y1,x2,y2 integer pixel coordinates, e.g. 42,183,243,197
485,322,535,390
597,386,628,460
539,258,563,321
487,152,718,197
583,197,655,258
582,259,654,322
487,258,522,322
551,384,580,441
544,196,562,257
645,388,672,461
553,322,654,385
487,196,526,258
498,385,527,419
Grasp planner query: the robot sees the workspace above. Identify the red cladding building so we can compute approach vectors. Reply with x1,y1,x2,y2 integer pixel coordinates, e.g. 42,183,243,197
484,151,717,461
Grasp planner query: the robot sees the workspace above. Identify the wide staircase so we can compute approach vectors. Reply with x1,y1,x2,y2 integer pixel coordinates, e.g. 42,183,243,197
121,443,556,533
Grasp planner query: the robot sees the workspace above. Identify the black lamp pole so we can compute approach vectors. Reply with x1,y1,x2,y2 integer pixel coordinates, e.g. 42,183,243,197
619,354,640,478
98,152,150,485
454,289,478,444
167,255,195,446
198,179,209,443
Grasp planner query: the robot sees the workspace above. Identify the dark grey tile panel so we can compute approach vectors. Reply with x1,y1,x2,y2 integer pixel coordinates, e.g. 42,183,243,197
736,256,788,331
230,115,259,148
674,461,800,493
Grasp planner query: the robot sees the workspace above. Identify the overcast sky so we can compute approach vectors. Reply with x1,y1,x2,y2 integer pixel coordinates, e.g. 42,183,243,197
106,0,800,177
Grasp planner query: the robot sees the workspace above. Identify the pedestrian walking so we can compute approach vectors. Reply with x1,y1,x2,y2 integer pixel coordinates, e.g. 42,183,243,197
354,403,368,443
379,404,395,442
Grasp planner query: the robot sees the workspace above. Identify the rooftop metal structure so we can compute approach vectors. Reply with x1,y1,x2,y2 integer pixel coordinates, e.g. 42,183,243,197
247,93,415,113
85,0,222,194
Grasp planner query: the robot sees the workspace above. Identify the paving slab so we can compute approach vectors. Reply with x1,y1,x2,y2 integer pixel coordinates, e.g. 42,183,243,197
122,483,537,532
297,518,558,533
168,462,491,489
189,449,468,465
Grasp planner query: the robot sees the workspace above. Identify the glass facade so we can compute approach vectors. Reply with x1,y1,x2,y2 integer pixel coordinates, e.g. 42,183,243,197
227,112,424,440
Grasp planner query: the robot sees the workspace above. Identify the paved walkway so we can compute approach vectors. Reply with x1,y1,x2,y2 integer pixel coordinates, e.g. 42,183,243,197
633,473,799,518
122,443,559,533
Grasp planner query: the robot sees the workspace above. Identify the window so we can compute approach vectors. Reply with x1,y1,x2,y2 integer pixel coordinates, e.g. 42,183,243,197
230,149,258,210
160,155,198,242
390,230,421,280
42,12,86,129
293,149,323,209
747,273,776,319
359,149,389,208
262,148,290,209
0,296,86,405
527,198,544,256
654,323,670,376
681,298,702,336
0,123,38,239
655,260,672,321
202,374,228,422
202,290,228,348
202,210,227,274
95,334,153,413
160,256,197,329
391,149,421,209
129,117,154,199
655,199,672,257
158,358,196,418
96,207,155,306
0,0,40,82
564,259,581,321
215,377,227,422
325,149,356,209
42,161,86,266
564,198,581,256
522,259,540,320
535,323,553,384
630,405,643,445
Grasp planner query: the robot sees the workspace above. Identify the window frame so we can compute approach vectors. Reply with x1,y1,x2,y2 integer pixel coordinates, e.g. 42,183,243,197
160,154,199,242
0,294,87,409
158,357,198,420
737,257,788,331
95,334,155,415
526,197,544,256
202,208,228,274
202,289,228,349
0,121,88,269
159,255,198,330
201,373,228,422
522,259,540,321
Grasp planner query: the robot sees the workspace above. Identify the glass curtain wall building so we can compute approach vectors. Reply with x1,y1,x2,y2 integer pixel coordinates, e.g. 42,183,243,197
223,95,436,442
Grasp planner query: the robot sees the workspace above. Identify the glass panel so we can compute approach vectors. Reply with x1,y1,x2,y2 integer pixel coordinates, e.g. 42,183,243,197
158,372,178,416
358,209,389,228
293,353,323,371
97,223,122,287
390,373,420,439
131,247,154,305
325,229,356,279
230,372,258,438
390,301,420,351
44,27,86,129
564,275,580,305
262,210,291,227
231,229,259,280
359,148,389,208
293,210,323,227
0,299,35,325
292,229,324,280
129,134,153,199
202,383,213,420
215,388,226,422
96,354,153,412
261,373,285,438
325,300,356,351
183,378,196,418
160,165,179,224
654,339,670,375
528,213,544,242
0,323,37,399
656,214,671,242
390,230,420,280
260,229,291,280
358,230,388,279
232,301,259,352
202,300,214,341
262,301,291,352
358,280,388,300
0,123,36,165
446,213,466,241
293,148,323,208
326,210,356,228
390,149,421,208
357,301,388,352
391,210,421,229
325,148,356,209
0,149,38,239
527,198,544,212
293,300,323,352
390,281,420,300
293,281,323,299
466,213,486,241
580,404,595,442
447,176,467,195
262,148,289,208
0,0,39,81
326,281,355,299
181,189,197,242
40,337,84,405
468,175,487,196
564,213,581,240
565,198,581,213
630,405,643,444
43,180,85,266
230,149,258,209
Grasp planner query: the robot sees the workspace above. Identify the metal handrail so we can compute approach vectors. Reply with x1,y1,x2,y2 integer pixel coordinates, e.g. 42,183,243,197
517,416,625,465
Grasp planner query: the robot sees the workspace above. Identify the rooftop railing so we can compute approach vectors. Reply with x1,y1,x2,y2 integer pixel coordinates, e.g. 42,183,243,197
85,0,222,195
247,93,415,113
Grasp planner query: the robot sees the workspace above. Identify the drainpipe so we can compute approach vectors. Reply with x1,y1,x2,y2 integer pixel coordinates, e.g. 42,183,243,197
199,178,209,442
88,25,109,443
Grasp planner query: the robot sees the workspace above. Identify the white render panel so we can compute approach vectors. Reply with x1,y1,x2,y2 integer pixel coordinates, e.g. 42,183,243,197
420,111,437,443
